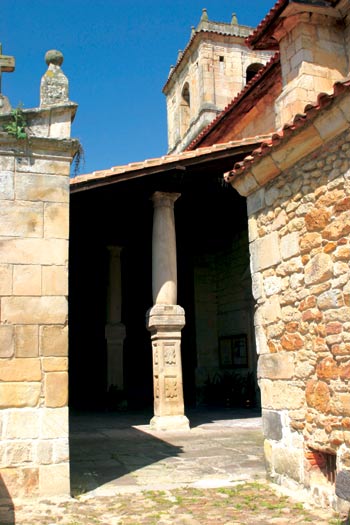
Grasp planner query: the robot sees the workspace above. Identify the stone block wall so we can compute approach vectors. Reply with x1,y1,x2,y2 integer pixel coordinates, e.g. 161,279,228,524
0,57,77,500
275,11,349,128
0,127,76,498
248,127,350,507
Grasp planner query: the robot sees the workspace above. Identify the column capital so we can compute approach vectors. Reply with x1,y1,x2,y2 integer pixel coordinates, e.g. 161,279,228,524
107,245,123,257
151,191,181,209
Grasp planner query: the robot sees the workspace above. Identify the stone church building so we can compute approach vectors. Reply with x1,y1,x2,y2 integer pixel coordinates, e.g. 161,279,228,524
1,0,350,511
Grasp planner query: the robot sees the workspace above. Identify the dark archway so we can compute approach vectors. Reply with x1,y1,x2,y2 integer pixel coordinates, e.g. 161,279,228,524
180,82,191,136
246,63,264,83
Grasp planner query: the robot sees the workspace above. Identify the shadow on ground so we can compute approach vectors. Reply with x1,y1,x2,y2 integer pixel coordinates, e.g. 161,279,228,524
69,408,262,496
69,410,183,495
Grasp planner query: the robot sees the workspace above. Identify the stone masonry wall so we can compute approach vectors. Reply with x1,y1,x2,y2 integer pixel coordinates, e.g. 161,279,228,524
0,129,75,499
275,12,348,128
165,30,272,153
0,52,77,499
248,127,350,507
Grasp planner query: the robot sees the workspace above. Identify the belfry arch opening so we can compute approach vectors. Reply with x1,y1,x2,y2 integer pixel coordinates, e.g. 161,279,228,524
246,63,264,83
69,156,259,417
180,82,191,137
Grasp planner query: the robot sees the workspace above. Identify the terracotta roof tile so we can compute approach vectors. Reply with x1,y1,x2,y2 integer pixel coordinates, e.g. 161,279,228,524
186,52,280,151
246,0,340,49
246,0,288,49
224,78,350,182
70,135,274,191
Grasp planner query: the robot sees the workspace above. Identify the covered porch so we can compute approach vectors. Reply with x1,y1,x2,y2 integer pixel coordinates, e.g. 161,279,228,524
69,140,263,428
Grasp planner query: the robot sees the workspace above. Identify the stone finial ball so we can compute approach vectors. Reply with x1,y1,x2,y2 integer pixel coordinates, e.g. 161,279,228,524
45,50,64,66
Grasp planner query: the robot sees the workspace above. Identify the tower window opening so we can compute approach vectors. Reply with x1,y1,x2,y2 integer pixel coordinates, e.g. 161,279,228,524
180,82,191,136
219,56,224,62
182,83,190,107
246,62,264,83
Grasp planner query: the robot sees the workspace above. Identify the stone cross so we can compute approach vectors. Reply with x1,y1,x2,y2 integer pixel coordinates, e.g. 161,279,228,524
0,44,15,94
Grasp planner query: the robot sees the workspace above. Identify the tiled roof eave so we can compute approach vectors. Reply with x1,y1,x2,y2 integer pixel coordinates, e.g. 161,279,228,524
245,0,288,49
70,135,274,193
246,0,340,50
224,80,350,197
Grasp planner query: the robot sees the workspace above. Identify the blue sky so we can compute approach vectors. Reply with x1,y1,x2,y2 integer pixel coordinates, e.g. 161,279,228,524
2,1,274,174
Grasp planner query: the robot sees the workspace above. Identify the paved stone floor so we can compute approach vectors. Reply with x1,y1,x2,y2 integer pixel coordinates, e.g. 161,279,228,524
69,408,266,496
1,409,348,524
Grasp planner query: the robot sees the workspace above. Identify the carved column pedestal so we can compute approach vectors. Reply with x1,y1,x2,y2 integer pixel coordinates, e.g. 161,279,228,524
146,304,189,431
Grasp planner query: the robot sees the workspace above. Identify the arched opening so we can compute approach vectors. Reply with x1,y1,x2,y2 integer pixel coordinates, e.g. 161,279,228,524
180,82,190,137
246,63,264,83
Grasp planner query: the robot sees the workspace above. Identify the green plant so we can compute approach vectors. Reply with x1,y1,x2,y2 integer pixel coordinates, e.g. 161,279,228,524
72,141,85,177
3,104,27,139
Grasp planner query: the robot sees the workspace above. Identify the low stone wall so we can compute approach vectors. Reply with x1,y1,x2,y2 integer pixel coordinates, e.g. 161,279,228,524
248,127,350,507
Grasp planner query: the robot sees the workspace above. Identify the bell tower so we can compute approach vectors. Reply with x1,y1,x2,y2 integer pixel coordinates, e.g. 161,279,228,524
163,9,273,154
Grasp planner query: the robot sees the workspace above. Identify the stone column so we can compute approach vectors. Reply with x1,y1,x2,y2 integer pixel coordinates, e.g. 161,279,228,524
105,246,125,391
146,192,189,431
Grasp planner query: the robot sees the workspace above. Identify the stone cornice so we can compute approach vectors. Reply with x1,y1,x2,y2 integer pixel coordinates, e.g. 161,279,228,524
0,132,80,159
0,102,78,126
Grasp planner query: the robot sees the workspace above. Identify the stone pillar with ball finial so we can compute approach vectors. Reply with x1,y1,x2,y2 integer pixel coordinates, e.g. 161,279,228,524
39,49,77,139
40,49,69,107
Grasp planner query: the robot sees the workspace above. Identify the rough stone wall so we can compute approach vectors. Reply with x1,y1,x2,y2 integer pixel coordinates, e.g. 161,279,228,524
344,3,350,66
248,127,350,507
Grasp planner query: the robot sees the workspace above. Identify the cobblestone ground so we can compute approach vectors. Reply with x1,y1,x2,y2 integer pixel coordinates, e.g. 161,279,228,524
3,482,348,525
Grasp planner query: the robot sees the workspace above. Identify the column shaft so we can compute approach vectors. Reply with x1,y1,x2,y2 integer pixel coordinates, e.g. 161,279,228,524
105,246,125,391
152,192,179,305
